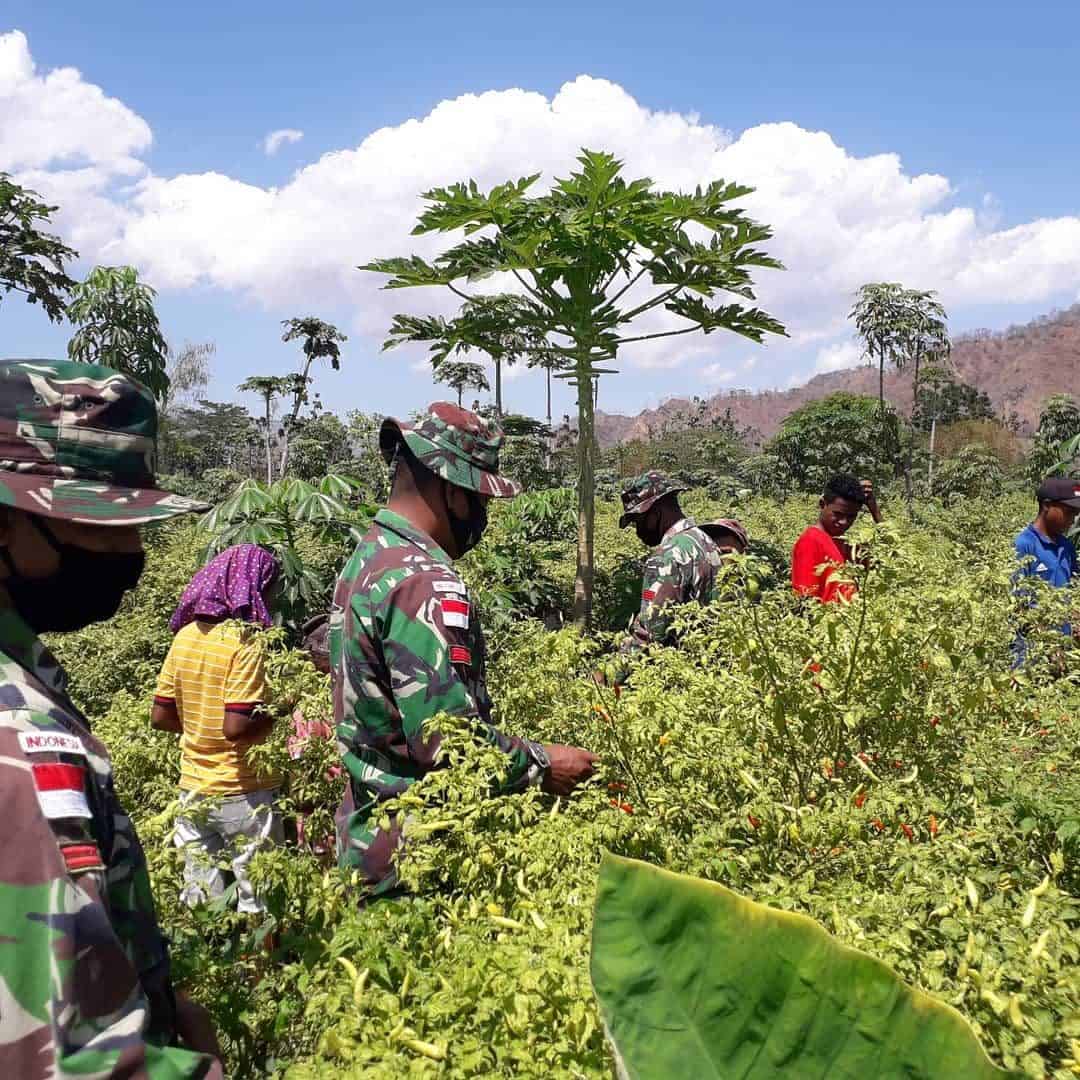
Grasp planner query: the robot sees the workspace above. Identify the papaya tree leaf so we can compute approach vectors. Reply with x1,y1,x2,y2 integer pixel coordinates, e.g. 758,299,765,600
590,853,1020,1080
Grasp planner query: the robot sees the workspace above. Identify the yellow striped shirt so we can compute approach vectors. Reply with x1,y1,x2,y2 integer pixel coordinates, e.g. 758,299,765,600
155,620,279,794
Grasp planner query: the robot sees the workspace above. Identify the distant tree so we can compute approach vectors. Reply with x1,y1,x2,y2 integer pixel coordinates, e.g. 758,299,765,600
913,374,995,432
287,411,354,481
851,282,907,420
239,374,293,483
1030,394,1080,480
384,294,550,415
0,173,77,322
163,399,257,478
435,359,490,406
278,317,348,477
67,266,170,399
159,341,215,472
767,392,899,494
934,444,1006,503
364,150,784,625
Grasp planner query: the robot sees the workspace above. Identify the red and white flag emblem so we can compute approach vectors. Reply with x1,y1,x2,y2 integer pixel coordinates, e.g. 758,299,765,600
449,645,472,666
32,763,92,820
642,589,657,603
441,597,470,629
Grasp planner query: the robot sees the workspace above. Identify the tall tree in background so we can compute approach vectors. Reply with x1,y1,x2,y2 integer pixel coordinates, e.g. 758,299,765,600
159,341,215,471
278,317,348,477
0,173,77,322
363,150,784,625
383,293,549,415
239,374,292,483
851,282,906,422
896,289,950,504
434,359,490,406
527,349,566,425
67,266,170,399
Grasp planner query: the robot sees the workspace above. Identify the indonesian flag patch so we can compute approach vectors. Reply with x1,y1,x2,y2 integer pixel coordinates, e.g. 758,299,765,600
642,588,657,603
449,645,472,667
441,597,470,629
31,763,92,820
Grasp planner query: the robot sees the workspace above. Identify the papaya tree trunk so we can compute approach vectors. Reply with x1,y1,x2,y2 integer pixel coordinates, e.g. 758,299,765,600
904,347,921,510
572,363,596,629
546,366,552,425
264,397,273,485
495,357,502,416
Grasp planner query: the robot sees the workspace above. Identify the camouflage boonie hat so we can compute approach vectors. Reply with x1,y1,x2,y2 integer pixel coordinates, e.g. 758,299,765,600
0,359,208,525
701,517,749,552
380,401,521,498
619,471,688,528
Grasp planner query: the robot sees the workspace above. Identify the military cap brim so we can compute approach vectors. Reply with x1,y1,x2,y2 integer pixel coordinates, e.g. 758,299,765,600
0,472,209,526
379,414,521,499
618,484,689,528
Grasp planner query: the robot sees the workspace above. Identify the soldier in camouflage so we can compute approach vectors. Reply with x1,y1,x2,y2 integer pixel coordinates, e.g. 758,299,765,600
0,360,221,1076
330,402,597,897
618,472,747,659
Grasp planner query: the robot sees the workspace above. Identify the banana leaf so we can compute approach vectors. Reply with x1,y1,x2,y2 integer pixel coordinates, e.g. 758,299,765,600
590,853,1020,1080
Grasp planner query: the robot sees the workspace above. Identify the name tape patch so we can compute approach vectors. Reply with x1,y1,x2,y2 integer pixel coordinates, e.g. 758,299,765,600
432,580,467,594
32,763,92,820
449,645,472,666
441,597,470,628
19,731,86,757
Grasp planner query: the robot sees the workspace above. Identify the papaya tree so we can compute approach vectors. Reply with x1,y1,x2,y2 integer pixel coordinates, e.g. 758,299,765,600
362,149,785,625
434,358,490,407
850,282,907,421
239,373,293,483
278,316,348,477
383,293,549,416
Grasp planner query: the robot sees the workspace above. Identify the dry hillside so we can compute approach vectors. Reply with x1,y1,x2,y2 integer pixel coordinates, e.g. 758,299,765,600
595,304,1080,447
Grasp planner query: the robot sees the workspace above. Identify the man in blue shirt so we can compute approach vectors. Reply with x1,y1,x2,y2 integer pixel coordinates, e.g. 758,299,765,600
1013,477,1079,661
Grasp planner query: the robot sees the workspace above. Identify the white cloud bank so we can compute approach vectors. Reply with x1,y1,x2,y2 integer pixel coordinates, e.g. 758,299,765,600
814,340,862,374
5,27,1080,390
262,128,304,155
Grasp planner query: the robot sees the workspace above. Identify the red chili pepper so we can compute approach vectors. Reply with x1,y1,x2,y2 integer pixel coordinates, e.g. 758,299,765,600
928,815,939,838
899,823,914,842
871,818,884,833
836,759,847,770
930,716,941,728
854,791,867,808
607,782,627,793
747,814,761,830
620,802,634,814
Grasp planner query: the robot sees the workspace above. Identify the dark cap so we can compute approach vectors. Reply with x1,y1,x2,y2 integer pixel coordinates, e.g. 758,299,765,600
1037,476,1080,508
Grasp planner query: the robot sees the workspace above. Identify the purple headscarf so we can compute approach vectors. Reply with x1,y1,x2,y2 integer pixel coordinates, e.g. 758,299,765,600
170,544,281,634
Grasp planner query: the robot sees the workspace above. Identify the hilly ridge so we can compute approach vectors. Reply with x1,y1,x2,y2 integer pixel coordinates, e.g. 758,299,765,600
595,304,1080,447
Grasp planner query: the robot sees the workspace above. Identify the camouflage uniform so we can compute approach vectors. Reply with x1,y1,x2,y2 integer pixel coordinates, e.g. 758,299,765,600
0,360,217,1077
330,404,547,896
618,472,728,656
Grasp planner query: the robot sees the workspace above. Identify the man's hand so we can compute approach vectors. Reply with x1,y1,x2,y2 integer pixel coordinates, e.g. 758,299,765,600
175,990,222,1060
541,744,599,796
860,478,883,523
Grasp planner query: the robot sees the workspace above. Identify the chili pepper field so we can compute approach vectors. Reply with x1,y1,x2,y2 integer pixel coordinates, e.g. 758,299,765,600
51,489,1080,1078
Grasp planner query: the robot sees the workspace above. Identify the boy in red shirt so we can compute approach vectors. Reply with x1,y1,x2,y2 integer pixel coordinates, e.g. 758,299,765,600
792,473,882,602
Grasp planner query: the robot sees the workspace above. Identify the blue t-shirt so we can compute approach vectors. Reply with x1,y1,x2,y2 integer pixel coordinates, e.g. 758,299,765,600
1014,524,1077,588
1014,524,1075,639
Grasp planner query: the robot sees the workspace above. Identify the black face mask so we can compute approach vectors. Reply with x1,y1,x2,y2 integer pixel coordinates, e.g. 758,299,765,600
444,483,488,557
0,516,145,633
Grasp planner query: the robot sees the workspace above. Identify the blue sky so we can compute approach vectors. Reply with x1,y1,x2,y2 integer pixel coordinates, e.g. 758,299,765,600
4,1,1080,420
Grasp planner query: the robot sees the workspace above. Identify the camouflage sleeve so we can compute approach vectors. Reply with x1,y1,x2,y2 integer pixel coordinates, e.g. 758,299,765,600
620,549,689,658
380,574,542,792
0,711,220,1078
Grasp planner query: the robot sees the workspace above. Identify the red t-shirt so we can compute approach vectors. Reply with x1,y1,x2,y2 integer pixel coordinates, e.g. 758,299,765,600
791,526,855,603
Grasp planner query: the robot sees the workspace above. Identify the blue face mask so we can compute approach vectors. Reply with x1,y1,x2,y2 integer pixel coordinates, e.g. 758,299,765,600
0,516,145,633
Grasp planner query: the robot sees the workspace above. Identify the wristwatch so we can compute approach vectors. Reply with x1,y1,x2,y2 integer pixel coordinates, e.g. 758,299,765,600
526,740,550,773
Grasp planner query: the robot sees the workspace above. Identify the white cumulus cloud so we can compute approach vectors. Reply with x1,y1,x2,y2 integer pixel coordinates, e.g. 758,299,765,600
6,28,1080,398
262,128,304,156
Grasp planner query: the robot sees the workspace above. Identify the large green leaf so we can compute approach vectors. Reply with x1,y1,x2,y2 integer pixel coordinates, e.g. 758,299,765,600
590,854,1019,1080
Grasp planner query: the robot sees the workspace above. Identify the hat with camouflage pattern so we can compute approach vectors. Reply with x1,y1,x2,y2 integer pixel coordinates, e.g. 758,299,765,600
379,401,521,498
0,358,208,525
619,470,688,528
700,517,749,552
